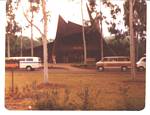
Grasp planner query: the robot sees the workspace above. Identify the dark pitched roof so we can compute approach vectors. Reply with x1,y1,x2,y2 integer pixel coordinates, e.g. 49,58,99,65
55,15,83,39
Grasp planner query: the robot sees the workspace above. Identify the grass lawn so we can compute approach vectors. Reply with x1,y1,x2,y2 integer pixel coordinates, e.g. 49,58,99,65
5,70,145,110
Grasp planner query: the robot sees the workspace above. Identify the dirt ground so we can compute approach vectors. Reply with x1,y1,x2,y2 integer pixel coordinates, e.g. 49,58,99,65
5,65,145,110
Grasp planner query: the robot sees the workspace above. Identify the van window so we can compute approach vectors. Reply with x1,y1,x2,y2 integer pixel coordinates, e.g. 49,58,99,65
19,58,25,61
118,58,129,61
38,58,41,62
125,58,130,61
103,58,116,61
111,58,117,61
118,58,123,61
108,58,116,61
26,58,33,61
103,58,108,61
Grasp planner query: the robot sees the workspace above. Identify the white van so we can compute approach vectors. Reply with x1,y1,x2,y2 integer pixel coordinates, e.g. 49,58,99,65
136,57,146,71
6,57,42,71
96,56,131,71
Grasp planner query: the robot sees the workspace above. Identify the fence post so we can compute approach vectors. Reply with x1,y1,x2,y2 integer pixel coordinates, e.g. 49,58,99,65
11,69,14,95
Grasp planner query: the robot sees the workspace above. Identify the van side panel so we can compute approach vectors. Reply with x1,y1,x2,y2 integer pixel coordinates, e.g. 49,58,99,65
19,61,42,69
96,56,131,70
19,57,42,69
104,61,131,67
6,57,42,70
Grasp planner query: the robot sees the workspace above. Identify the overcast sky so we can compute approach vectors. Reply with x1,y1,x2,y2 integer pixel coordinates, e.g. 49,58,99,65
14,0,125,40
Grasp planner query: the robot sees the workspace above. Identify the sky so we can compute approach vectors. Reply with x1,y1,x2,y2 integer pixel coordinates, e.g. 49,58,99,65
14,0,125,40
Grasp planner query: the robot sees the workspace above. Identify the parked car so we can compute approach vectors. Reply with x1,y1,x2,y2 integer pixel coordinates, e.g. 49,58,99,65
136,57,146,71
96,56,131,72
5,57,42,71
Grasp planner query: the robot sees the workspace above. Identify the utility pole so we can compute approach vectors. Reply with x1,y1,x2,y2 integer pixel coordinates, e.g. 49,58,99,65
42,0,49,83
81,0,87,65
129,0,136,79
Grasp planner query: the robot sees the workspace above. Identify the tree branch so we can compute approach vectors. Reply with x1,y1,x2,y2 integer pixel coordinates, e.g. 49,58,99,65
133,0,136,7
23,11,44,37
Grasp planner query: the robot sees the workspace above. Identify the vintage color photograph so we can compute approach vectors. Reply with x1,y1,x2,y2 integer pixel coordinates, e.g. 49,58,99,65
5,0,146,110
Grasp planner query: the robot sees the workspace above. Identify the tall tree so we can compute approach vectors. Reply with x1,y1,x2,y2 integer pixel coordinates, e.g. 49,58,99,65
28,0,40,56
41,0,49,83
124,0,146,34
87,0,104,59
81,0,87,64
6,0,21,57
124,0,146,78
5,35,41,57
124,0,146,60
129,0,136,79
23,0,49,83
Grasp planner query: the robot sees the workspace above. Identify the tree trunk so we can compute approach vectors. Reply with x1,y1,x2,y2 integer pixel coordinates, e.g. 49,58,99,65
30,3,34,57
20,29,23,56
7,34,10,57
42,0,49,83
100,0,103,60
129,0,136,79
52,40,56,64
81,0,87,64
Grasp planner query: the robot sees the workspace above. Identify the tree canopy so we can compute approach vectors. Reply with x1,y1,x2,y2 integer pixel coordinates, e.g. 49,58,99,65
124,0,146,38
6,0,21,35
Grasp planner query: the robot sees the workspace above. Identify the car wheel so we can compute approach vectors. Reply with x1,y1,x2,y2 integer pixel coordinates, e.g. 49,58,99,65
97,66,104,72
26,66,32,71
138,66,145,72
121,66,128,72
